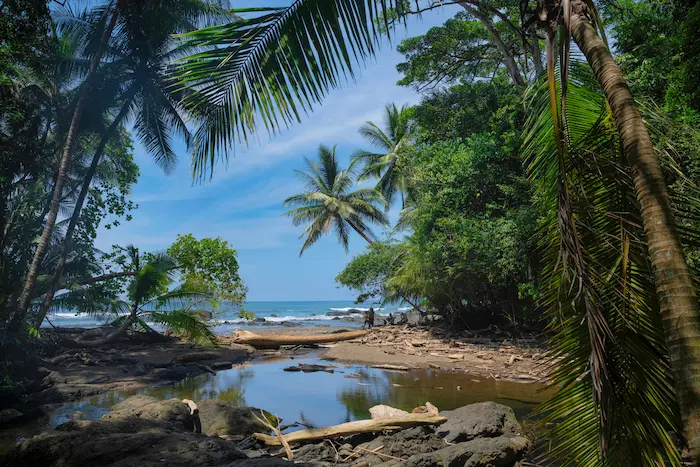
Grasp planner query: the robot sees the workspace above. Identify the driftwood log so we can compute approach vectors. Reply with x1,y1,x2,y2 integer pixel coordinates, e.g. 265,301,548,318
253,413,447,446
232,329,367,349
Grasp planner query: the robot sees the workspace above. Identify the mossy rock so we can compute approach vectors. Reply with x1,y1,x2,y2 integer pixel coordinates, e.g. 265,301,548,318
197,400,278,436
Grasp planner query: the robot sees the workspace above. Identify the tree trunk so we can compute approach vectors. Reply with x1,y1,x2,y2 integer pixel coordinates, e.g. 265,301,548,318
64,313,135,348
35,93,136,327
459,2,525,86
11,10,119,330
571,11,700,461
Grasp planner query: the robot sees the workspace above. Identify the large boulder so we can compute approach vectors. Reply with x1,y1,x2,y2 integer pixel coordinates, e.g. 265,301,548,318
197,400,276,437
1,417,248,467
404,435,530,467
436,402,521,443
101,395,194,432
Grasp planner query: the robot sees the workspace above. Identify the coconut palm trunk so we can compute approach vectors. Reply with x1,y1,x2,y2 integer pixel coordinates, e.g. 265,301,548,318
35,92,137,328
571,10,700,460
11,10,119,331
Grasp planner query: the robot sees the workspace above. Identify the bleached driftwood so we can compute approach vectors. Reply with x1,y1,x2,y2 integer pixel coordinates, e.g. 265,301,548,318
233,329,367,349
253,413,447,446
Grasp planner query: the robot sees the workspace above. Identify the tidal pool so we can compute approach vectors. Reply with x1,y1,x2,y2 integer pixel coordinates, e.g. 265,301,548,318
0,351,551,453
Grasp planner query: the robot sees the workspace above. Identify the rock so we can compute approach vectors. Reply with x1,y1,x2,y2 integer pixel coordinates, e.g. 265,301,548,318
150,363,205,381
294,443,336,462
42,370,66,388
197,400,275,437
132,362,150,376
404,310,422,325
101,395,194,432
327,310,355,317
269,314,277,318
369,405,409,420
436,402,521,443
171,351,220,363
211,361,233,370
3,417,248,467
0,408,23,424
85,375,110,384
404,435,530,467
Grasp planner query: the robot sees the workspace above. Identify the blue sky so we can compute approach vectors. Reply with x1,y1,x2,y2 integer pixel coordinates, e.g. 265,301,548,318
95,4,461,301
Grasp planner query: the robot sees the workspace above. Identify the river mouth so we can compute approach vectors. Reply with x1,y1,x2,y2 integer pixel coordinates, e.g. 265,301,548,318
0,351,551,453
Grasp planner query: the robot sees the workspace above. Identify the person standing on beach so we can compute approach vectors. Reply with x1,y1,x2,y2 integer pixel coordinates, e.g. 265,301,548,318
368,307,375,329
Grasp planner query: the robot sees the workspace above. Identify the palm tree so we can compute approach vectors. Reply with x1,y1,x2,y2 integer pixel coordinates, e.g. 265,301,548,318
533,1,700,461
53,246,216,347
522,62,694,466
175,2,700,461
352,103,414,209
16,0,236,330
284,145,388,255
13,4,118,330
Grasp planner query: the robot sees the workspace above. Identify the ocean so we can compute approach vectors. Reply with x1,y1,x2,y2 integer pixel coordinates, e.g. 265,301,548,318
43,300,412,334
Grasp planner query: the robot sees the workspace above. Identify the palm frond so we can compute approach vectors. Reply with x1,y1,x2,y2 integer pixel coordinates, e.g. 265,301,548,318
174,1,399,180
524,62,683,467
145,309,217,346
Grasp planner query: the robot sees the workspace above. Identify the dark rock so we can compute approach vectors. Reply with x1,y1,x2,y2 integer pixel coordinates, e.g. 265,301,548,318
212,361,233,371
3,417,248,467
327,309,361,317
85,375,110,384
197,400,275,437
171,351,221,363
150,363,203,381
101,395,195,432
437,402,521,443
132,362,150,376
404,435,530,467
0,408,23,424
294,443,336,462
42,370,66,388
231,459,312,466
269,314,277,318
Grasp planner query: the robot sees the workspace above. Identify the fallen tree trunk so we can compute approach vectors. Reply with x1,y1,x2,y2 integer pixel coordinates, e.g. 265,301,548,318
232,329,367,349
253,413,447,446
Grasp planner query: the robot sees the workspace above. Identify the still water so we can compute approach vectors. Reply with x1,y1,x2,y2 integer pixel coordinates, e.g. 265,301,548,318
1,351,551,453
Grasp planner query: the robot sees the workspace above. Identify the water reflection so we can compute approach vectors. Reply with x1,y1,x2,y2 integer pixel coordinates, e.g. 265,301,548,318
0,353,551,453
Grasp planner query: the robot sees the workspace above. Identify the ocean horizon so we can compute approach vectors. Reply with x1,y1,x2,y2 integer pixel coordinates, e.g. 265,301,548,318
44,300,412,331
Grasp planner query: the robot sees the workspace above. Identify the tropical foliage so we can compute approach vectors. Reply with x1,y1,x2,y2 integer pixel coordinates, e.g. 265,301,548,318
352,103,414,208
284,145,388,255
54,245,218,346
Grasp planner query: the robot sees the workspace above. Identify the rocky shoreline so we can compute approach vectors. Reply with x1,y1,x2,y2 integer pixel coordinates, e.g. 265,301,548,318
1,394,531,467
1,324,547,430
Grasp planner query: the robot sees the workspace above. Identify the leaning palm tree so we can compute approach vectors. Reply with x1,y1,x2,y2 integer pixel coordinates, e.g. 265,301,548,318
531,0,700,462
52,246,216,347
19,0,236,330
284,145,388,255
175,2,700,461
352,103,414,209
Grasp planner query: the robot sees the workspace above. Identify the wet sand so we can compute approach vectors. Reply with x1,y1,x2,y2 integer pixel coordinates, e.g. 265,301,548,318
220,325,548,383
